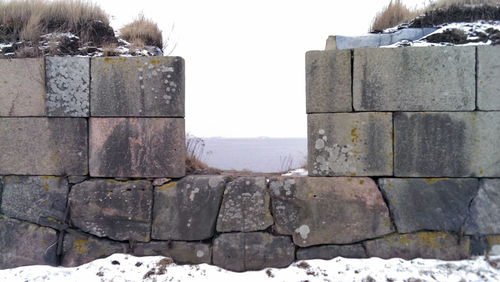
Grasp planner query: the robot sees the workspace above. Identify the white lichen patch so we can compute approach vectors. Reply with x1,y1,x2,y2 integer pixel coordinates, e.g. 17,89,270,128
295,225,310,240
312,128,359,176
189,187,200,201
196,250,204,258
208,177,224,188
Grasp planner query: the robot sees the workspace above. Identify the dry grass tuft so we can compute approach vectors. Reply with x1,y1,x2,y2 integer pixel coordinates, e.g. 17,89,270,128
370,0,420,32
185,134,221,175
429,0,500,9
120,14,163,50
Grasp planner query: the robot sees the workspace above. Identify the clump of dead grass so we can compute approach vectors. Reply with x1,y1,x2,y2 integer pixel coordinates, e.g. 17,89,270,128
370,0,420,32
185,134,221,175
120,14,163,50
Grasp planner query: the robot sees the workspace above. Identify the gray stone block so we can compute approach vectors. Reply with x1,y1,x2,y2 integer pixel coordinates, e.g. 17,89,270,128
68,176,88,184
353,47,475,111
91,56,184,117
269,177,393,247
306,50,351,113
216,177,273,232
477,46,500,110
296,244,366,260
69,179,153,242
152,175,227,241
46,57,89,117
213,232,295,272
465,179,500,235
394,112,500,177
1,176,69,229
133,241,211,264
0,118,88,175
308,113,393,176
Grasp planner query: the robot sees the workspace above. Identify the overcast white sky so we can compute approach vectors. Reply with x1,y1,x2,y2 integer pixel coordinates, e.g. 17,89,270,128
99,0,427,138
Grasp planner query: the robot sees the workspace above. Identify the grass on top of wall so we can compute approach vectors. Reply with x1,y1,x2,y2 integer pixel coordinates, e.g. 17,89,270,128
119,14,163,51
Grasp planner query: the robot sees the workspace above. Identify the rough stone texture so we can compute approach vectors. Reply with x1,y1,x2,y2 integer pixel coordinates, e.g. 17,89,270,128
1,176,69,229
62,230,128,267
91,56,184,117
0,58,46,116
133,241,211,264
68,176,88,184
296,244,366,260
488,235,500,256
0,118,88,175
89,118,185,178
0,216,58,269
213,232,295,272
308,113,393,176
353,47,475,111
46,57,89,117
269,177,394,247
69,179,153,242
306,50,352,113
465,179,500,235
469,236,490,256
379,178,478,233
477,46,500,110
152,175,227,240
364,232,470,260
394,112,500,177
216,177,273,232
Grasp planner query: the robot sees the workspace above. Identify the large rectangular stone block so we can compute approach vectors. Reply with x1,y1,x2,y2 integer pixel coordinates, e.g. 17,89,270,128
353,47,475,111
477,46,500,110
306,50,352,113
394,112,500,177
308,113,393,176
0,118,88,175
89,118,185,177
90,56,184,117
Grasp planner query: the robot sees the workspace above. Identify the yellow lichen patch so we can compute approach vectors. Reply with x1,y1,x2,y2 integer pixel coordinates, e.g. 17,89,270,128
353,150,359,157
104,57,114,64
46,217,61,224
108,191,113,195
118,57,127,62
42,239,47,244
392,199,397,204
347,178,352,182
350,173,357,177
388,234,412,247
424,178,449,184
74,238,93,254
476,139,481,143
158,181,177,191
150,59,161,65
359,179,364,185
384,218,391,228
351,127,359,143
418,232,445,248
487,235,500,246
145,234,150,242
3,80,7,84
387,183,392,188
480,170,484,175
41,175,57,191
265,211,272,217
106,179,128,184
45,201,49,205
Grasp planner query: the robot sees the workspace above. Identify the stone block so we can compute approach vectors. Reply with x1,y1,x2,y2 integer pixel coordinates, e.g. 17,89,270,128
152,175,227,241
296,244,366,260
213,232,295,272
68,176,88,184
0,216,58,269
465,179,500,235
269,177,393,247
353,47,475,111
379,178,478,233
91,56,184,117
308,113,393,176
89,118,185,178
364,232,470,260
306,50,351,113
216,177,273,232
488,235,500,256
133,241,211,264
69,179,153,242
0,118,88,175
1,176,69,229
0,58,46,116
477,46,500,110
394,112,500,177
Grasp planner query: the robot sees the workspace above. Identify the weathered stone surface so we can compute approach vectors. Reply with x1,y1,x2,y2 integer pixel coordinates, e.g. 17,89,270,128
89,118,185,178
488,235,500,256
0,118,88,175
133,241,211,264
0,58,46,116
269,177,394,247
216,177,273,232
297,244,366,260
152,175,227,240
394,112,500,177
0,216,58,269
68,176,88,184
379,178,478,233
477,46,500,110
353,47,475,111
308,113,393,176
69,179,153,242
46,57,89,117
306,50,352,113
62,230,128,267
91,56,184,117
364,232,470,260
1,176,69,229
469,236,490,256
213,232,295,272
152,177,171,186
465,179,500,235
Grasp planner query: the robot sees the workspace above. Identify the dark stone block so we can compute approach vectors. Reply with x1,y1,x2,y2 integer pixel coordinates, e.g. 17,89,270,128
465,179,500,235
296,244,366,260
133,241,211,264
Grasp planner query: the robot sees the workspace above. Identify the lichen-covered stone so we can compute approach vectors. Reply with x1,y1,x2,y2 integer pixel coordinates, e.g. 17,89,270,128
0,118,88,175
216,177,273,232
296,244,366,260
0,216,58,269
89,118,185,178
1,176,69,229
46,57,89,117
477,46,500,110
133,241,211,264
213,232,295,272
69,179,153,242
379,178,478,233
488,235,500,256
152,175,227,240
308,113,393,176
269,177,394,247
91,56,184,117
363,232,470,260
465,179,500,235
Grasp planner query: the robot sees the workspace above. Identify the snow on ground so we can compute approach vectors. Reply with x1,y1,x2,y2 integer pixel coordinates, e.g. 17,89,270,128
281,168,308,177
0,254,499,282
